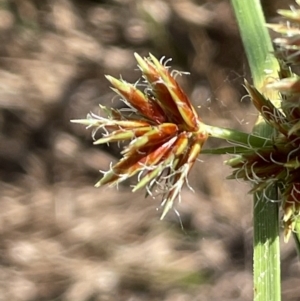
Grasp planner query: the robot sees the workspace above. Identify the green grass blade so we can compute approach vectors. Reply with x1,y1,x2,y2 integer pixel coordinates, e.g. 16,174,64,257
231,1,281,301
206,125,272,147
201,146,251,155
293,221,300,258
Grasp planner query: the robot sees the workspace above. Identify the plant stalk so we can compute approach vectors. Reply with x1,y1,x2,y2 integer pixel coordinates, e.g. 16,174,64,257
230,1,281,301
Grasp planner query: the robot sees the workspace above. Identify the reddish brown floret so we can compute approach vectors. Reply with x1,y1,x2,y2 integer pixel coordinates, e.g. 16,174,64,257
91,53,208,216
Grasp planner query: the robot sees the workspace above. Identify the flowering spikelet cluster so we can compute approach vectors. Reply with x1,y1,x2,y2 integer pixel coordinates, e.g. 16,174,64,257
227,3,300,242
226,82,300,241
73,53,208,218
268,0,300,66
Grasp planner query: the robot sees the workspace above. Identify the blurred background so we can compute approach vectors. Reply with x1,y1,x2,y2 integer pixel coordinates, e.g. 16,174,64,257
0,0,299,300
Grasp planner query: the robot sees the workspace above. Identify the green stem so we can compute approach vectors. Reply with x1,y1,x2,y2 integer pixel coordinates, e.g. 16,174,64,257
293,221,300,257
231,1,281,301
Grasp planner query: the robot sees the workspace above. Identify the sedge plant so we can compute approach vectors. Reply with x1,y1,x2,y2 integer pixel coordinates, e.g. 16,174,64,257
72,1,300,300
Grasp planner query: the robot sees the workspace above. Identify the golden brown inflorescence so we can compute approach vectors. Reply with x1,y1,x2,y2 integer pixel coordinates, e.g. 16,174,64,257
226,82,300,241
73,4,300,241
225,3,300,242
73,53,208,218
